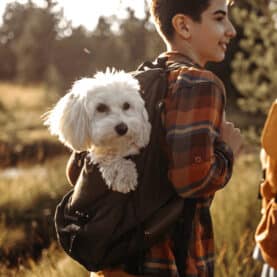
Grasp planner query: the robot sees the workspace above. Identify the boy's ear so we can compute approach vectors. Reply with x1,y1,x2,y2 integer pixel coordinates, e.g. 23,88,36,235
172,14,191,40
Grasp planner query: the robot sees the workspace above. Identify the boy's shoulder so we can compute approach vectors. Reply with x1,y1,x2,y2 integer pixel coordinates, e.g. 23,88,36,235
159,52,225,93
176,65,225,92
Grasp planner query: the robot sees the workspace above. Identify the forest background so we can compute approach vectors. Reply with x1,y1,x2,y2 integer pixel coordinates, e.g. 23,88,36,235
0,0,276,276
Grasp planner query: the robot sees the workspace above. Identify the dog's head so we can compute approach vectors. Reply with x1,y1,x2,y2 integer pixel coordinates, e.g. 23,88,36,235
44,69,151,155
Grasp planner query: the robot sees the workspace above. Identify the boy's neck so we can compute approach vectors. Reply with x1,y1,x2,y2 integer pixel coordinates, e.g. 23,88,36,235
166,40,205,68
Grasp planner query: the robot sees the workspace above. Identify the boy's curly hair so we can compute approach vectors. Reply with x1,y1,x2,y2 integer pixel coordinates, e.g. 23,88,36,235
150,0,211,41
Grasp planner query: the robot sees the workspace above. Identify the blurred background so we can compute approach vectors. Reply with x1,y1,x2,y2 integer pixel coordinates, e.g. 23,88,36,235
0,0,276,276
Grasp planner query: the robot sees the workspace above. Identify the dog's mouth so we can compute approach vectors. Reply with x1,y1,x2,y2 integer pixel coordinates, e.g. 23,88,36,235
91,138,141,158
129,142,140,153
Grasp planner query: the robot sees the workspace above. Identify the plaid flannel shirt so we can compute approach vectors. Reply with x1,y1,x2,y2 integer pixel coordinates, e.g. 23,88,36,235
141,52,234,277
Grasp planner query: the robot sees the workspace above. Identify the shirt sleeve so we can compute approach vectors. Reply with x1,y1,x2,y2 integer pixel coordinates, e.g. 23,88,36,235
164,77,234,198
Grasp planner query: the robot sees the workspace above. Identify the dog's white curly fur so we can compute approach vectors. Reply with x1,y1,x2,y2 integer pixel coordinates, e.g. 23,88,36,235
44,69,151,193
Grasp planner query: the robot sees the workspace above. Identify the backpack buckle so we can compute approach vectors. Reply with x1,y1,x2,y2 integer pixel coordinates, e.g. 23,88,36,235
156,57,168,68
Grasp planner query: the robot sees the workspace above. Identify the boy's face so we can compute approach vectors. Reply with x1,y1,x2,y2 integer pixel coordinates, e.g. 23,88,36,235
187,0,236,66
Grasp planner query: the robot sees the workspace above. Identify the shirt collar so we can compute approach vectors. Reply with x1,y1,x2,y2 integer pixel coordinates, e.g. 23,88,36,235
158,51,203,69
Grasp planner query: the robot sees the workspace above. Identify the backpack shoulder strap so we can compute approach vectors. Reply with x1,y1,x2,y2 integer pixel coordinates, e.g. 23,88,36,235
136,57,168,71
136,57,191,72
137,58,199,274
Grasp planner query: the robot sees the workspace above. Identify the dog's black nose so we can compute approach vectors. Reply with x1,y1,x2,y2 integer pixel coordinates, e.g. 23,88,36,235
115,123,128,136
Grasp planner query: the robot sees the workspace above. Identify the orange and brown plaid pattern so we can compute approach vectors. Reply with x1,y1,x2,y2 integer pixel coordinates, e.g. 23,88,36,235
141,52,234,277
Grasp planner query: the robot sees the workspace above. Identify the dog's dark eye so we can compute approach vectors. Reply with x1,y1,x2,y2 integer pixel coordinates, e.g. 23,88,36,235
96,103,109,113
123,102,130,111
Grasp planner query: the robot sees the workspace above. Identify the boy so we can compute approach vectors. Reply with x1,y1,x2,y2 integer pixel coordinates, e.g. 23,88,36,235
141,0,242,276
90,0,243,276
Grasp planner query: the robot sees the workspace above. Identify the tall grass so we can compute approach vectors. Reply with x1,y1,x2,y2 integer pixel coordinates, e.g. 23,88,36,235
212,152,263,277
0,243,88,277
0,82,58,143
0,155,89,276
0,82,59,110
0,157,68,212
0,156,69,270
0,152,264,276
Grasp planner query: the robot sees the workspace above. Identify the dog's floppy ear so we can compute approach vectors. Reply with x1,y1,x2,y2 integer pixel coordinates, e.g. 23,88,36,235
44,80,91,151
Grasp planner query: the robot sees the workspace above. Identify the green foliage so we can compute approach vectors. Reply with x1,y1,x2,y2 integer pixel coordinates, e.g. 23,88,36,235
0,1,63,84
0,44,16,79
231,2,277,115
119,9,148,69
0,1,30,44
53,26,93,89
0,1,29,80
0,1,164,89
12,2,62,84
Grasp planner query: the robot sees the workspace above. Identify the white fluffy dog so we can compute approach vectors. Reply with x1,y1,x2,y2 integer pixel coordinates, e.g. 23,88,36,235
44,69,151,193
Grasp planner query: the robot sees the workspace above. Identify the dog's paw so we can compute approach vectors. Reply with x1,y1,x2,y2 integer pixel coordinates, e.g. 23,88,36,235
100,159,138,193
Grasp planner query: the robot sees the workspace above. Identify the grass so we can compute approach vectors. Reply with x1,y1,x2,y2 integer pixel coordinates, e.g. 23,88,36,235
0,82,59,144
0,82,67,168
212,153,263,277
0,154,89,276
0,152,265,276
0,155,69,267
0,157,67,211
0,83,47,110
0,243,88,277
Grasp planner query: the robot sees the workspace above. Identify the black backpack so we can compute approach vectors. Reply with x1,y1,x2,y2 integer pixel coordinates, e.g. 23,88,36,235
54,58,197,275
